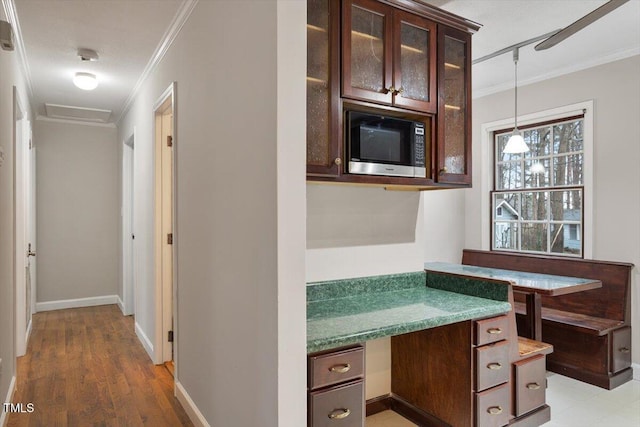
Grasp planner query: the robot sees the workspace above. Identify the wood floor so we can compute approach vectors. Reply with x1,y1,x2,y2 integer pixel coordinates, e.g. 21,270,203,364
7,305,193,427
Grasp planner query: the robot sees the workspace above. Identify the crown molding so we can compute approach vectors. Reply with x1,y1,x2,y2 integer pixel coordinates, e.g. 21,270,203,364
116,0,198,124
2,0,35,102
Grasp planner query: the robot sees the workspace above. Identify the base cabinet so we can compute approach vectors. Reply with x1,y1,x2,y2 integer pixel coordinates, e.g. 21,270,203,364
308,345,365,427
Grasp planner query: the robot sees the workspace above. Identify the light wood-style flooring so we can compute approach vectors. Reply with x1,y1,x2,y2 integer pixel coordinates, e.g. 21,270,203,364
8,305,193,427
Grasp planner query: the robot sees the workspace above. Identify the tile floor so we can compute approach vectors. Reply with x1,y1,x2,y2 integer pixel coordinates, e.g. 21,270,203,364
366,373,640,427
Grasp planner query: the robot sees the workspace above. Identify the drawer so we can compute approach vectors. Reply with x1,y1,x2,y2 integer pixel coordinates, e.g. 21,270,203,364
513,354,546,416
475,315,509,346
308,346,364,390
309,380,364,427
612,327,631,373
476,340,510,391
476,383,510,427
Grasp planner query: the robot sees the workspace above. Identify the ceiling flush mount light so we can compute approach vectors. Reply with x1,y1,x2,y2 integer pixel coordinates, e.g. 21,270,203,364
503,48,529,154
73,72,98,90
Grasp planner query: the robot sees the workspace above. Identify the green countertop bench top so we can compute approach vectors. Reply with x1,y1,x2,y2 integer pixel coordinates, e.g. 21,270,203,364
307,271,513,353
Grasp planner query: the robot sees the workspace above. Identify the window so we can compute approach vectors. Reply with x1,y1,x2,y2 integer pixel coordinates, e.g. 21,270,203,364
492,115,584,257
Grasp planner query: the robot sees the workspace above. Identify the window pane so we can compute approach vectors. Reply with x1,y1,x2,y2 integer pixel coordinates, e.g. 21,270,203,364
551,223,581,256
553,154,583,186
494,222,518,250
554,120,583,154
521,222,547,252
524,126,551,158
521,191,547,221
494,192,520,220
550,189,582,221
496,161,521,190
524,159,550,188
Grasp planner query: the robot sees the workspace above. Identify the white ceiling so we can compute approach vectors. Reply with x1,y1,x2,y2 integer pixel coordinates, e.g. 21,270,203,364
9,0,640,123
13,0,185,123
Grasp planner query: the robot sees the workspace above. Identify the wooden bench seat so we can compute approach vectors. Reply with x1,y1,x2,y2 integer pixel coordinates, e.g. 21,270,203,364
518,336,553,358
462,249,634,390
513,301,625,336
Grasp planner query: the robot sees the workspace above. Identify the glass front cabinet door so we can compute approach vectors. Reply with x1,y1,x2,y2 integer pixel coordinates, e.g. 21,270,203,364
307,0,341,176
342,0,437,114
437,26,472,185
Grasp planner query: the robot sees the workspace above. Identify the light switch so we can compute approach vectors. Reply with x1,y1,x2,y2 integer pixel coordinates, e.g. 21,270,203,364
0,144,5,167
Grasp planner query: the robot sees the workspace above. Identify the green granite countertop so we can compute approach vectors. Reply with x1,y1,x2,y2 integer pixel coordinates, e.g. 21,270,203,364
307,272,512,353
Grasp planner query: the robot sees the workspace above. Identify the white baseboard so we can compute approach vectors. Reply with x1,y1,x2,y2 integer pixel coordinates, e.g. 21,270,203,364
117,296,125,314
633,363,640,381
0,375,16,427
135,321,154,362
176,381,210,427
35,295,119,312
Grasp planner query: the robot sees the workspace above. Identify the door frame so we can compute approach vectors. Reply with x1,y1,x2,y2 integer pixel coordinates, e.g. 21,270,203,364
13,86,31,357
122,130,136,316
152,82,178,373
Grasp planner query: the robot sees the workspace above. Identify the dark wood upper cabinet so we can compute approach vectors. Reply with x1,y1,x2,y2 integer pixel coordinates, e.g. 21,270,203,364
307,0,341,177
437,26,472,185
307,0,478,188
342,0,437,114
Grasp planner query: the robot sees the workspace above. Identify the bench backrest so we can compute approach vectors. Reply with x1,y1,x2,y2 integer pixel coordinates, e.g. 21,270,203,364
461,249,634,323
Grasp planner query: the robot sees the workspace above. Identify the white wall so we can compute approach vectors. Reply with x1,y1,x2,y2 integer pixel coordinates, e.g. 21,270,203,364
468,55,640,366
0,5,31,418
117,1,306,425
34,119,119,305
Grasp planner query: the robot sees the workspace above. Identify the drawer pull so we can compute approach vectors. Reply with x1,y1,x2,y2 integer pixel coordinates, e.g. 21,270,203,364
487,362,502,370
328,408,351,420
329,363,351,373
487,328,502,335
526,382,541,390
619,347,630,353
487,406,503,415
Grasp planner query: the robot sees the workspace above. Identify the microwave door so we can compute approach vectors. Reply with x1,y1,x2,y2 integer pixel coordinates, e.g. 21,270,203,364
349,125,416,177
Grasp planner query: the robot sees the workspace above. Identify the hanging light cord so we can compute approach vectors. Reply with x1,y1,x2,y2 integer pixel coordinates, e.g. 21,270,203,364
513,48,519,131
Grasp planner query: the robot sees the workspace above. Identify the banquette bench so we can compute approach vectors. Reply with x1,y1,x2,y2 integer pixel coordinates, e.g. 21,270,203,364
462,249,634,389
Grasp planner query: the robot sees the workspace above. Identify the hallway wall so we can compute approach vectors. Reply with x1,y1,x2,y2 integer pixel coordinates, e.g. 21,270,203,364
0,6,32,419
117,1,307,426
34,119,119,307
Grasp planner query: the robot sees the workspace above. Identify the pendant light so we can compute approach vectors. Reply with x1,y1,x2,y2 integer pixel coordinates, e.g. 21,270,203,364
503,48,529,154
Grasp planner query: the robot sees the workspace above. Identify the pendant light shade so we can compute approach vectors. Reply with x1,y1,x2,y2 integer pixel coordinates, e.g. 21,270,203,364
504,49,529,154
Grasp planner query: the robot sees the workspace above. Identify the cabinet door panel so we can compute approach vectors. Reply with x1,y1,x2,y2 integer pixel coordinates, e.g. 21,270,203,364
476,383,510,427
342,0,393,104
307,0,341,176
437,26,471,185
612,326,631,373
514,354,546,416
475,341,510,392
393,11,437,113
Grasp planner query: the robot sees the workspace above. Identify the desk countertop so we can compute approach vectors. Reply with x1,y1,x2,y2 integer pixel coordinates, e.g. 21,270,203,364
424,262,601,296
307,271,512,353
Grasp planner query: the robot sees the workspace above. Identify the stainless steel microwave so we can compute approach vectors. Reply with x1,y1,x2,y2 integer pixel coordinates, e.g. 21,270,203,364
346,111,426,178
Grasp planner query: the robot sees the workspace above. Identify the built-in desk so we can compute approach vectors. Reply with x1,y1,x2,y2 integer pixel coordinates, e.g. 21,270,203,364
424,262,602,341
306,270,552,427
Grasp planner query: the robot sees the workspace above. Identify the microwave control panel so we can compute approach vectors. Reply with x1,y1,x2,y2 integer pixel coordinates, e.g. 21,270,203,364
414,124,425,168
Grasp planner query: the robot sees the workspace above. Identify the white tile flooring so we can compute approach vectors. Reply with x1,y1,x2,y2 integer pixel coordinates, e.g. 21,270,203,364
365,374,640,427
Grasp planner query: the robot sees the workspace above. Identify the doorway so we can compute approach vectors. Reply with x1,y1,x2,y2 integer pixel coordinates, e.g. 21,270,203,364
122,132,135,316
153,83,177,375
13,86,35,358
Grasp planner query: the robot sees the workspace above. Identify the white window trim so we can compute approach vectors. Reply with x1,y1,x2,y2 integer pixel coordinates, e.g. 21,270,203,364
479,100,594,258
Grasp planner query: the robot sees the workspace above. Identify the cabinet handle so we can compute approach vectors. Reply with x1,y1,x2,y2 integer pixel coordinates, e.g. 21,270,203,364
396,87,404,96
386,86,396,94
619,347,630,353
328,408,351,420
487,406,503,415
334,158,342,166
329,363,351,373
439,167,448,174
487,362,502,370
526,382,541,390
487,327,502,335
